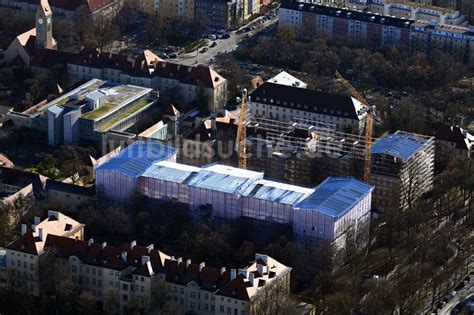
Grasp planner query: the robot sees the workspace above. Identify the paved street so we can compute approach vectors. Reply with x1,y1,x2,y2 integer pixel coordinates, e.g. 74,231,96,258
176,17,278,66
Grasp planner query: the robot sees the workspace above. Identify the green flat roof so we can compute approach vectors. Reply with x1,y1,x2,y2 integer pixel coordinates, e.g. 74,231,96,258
82,103,117,120
97,100,151,132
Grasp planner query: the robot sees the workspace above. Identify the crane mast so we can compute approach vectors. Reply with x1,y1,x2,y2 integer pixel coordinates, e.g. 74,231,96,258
335,70,374,182
236,89,248,169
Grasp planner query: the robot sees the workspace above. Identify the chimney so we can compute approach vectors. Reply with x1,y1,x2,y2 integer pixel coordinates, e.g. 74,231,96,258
146,244,154,253
249,272,255,286
186,259,191,268
34,216,41,225
88,238,94,247
141,255,150,265
38,228,44,241
146,260,154,275
121,251,128,262
220,267,226,275
48,210,59,219
255,254,268,265
257,264,263,276
230,269,236,280
199,262,205,272
239,268,249,279
21,224,27,236
130,240,137,249
101,242,107,249
177,257,182,264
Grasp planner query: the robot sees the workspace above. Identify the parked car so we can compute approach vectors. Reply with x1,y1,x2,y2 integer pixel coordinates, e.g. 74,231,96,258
221,33,230,39
210,41,217,48
208,34,217,40
199,47,208,53
169,53,177,58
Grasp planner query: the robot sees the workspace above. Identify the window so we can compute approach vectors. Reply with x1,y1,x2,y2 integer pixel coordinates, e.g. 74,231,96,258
190,291,196,298
220,306,224,313
227,307,232,314
123,283,128,291
109,281,114,287
141,286,144,293
122,294,128,302
71,265,77,273
30,263,34,270
86,267,90,274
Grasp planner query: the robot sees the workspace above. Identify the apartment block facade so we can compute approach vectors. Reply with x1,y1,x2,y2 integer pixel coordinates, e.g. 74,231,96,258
279,1,413,47
1,211,84,296
2,212,291,314
195,0,238,29
345,0,467,26
280,1,474,63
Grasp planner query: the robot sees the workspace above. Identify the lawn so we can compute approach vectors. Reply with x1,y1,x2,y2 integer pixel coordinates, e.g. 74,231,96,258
82,103,116,120
97,100,151,132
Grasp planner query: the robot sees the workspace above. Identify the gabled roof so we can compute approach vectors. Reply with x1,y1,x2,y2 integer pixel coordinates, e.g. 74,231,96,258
249,82,364,120
435,125,473,151
39,0,52,15
0,166,48,193
6,211,83,255
24,0,114,13
95,141,177,178
164,104,180,116
371,132,428,161
296,177,374,218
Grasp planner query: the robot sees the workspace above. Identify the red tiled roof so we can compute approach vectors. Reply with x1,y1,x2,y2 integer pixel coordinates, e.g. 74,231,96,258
6,230,42,255
23,0,114,13
0,166,48,194
435,125,472,150
215,275,251,301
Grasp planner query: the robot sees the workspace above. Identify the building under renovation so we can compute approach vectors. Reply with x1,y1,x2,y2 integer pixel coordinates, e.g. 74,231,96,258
245,116,368,186
95,142,374,244
370,131,435,211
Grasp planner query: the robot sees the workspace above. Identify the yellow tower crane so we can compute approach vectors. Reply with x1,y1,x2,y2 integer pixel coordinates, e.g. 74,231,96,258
335,70,374,183
236,89,248,169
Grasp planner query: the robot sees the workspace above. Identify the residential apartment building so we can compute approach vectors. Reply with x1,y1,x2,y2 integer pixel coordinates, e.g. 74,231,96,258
2,212,291,314
279,1,414,48
1,211,84,295
345,0,467,26
195,0,238,29
280,1,474,63
157,0,195,23
248,82,367,133
434,125,473,162
410,21,474,64
96,142,374,243
370,131,435,211
0,0,120,19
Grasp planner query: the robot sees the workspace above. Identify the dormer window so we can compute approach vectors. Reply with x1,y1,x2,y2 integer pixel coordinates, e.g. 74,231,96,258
263,98,267,102
256,97,260,101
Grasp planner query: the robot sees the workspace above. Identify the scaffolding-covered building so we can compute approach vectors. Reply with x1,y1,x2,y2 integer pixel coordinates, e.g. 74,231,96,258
370,131,435,211
95,141,177,199
294,177,373,243
187,165,264,219
138,161,200,204
241,180,314,224
95,141,374,244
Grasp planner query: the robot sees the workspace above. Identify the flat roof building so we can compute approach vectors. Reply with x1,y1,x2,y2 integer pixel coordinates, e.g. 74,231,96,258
370,131,435,211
